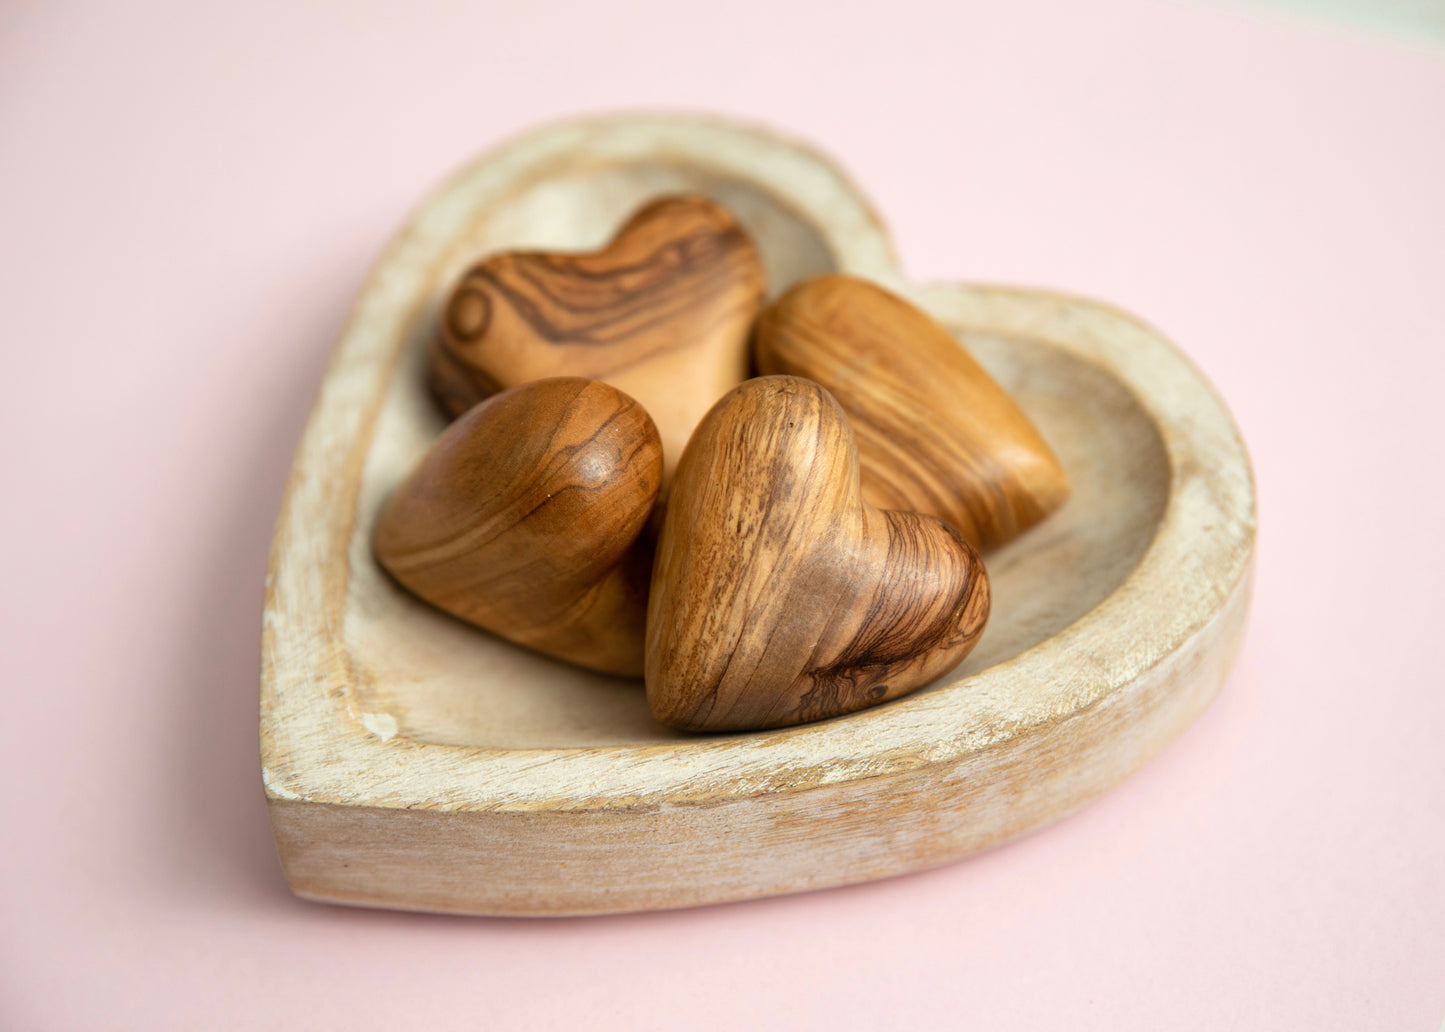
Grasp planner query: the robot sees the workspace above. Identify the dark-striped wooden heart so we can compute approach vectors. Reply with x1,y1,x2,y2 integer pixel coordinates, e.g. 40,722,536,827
430,194,766,479
646,375,991,732
373,377,662,676
754,274,1070,550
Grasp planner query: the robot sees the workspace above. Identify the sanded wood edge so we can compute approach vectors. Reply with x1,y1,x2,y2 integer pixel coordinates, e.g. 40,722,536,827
271,562,1252,917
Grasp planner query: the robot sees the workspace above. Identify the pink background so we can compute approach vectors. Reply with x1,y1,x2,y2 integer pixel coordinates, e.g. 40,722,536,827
3,0,1443,1027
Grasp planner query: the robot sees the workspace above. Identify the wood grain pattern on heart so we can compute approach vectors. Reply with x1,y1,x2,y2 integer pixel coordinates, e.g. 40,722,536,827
430,194,766,477
372,377,662,677
755,274,1071,550
647,375,991,731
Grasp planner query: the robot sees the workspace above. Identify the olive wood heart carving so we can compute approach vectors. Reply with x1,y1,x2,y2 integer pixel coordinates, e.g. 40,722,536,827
754,274,1070,550
646,375,991,732
430,194,766,478
373,377,662,677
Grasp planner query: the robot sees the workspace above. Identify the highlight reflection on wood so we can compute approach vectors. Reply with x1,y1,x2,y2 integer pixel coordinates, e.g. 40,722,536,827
755,274,1071,550
647,376,991,732
372,377,662,677
430,194,765,477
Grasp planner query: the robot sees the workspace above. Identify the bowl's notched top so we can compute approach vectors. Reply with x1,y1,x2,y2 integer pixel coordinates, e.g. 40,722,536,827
372,377,663,677
646,375,991,732
755,274,1071,551
429,194,766,479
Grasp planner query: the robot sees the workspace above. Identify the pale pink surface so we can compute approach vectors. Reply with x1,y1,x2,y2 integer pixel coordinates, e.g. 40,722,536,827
2,0,1442,1027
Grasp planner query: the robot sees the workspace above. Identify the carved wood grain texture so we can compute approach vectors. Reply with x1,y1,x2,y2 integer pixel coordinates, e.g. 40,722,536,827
755,274,1071,550
430,194,766,477
647,376,989,730
372,377,662,676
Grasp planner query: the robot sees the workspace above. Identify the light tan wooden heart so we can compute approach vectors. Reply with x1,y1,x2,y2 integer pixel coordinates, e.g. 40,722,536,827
262,115,1256,917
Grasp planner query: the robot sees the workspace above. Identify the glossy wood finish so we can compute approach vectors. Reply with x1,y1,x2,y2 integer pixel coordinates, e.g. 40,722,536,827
755,274,1071,550
430,194,765,477
372,377,661,676
648,376,989,731
262,116,1255,916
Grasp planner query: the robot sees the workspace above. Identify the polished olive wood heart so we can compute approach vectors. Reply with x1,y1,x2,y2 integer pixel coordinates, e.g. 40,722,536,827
430,194,765,478
646,375,991,732
372,377,662,676
754,274,1070,550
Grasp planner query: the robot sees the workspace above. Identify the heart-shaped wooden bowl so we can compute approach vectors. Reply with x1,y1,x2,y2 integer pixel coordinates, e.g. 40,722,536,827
262,115,1256,916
